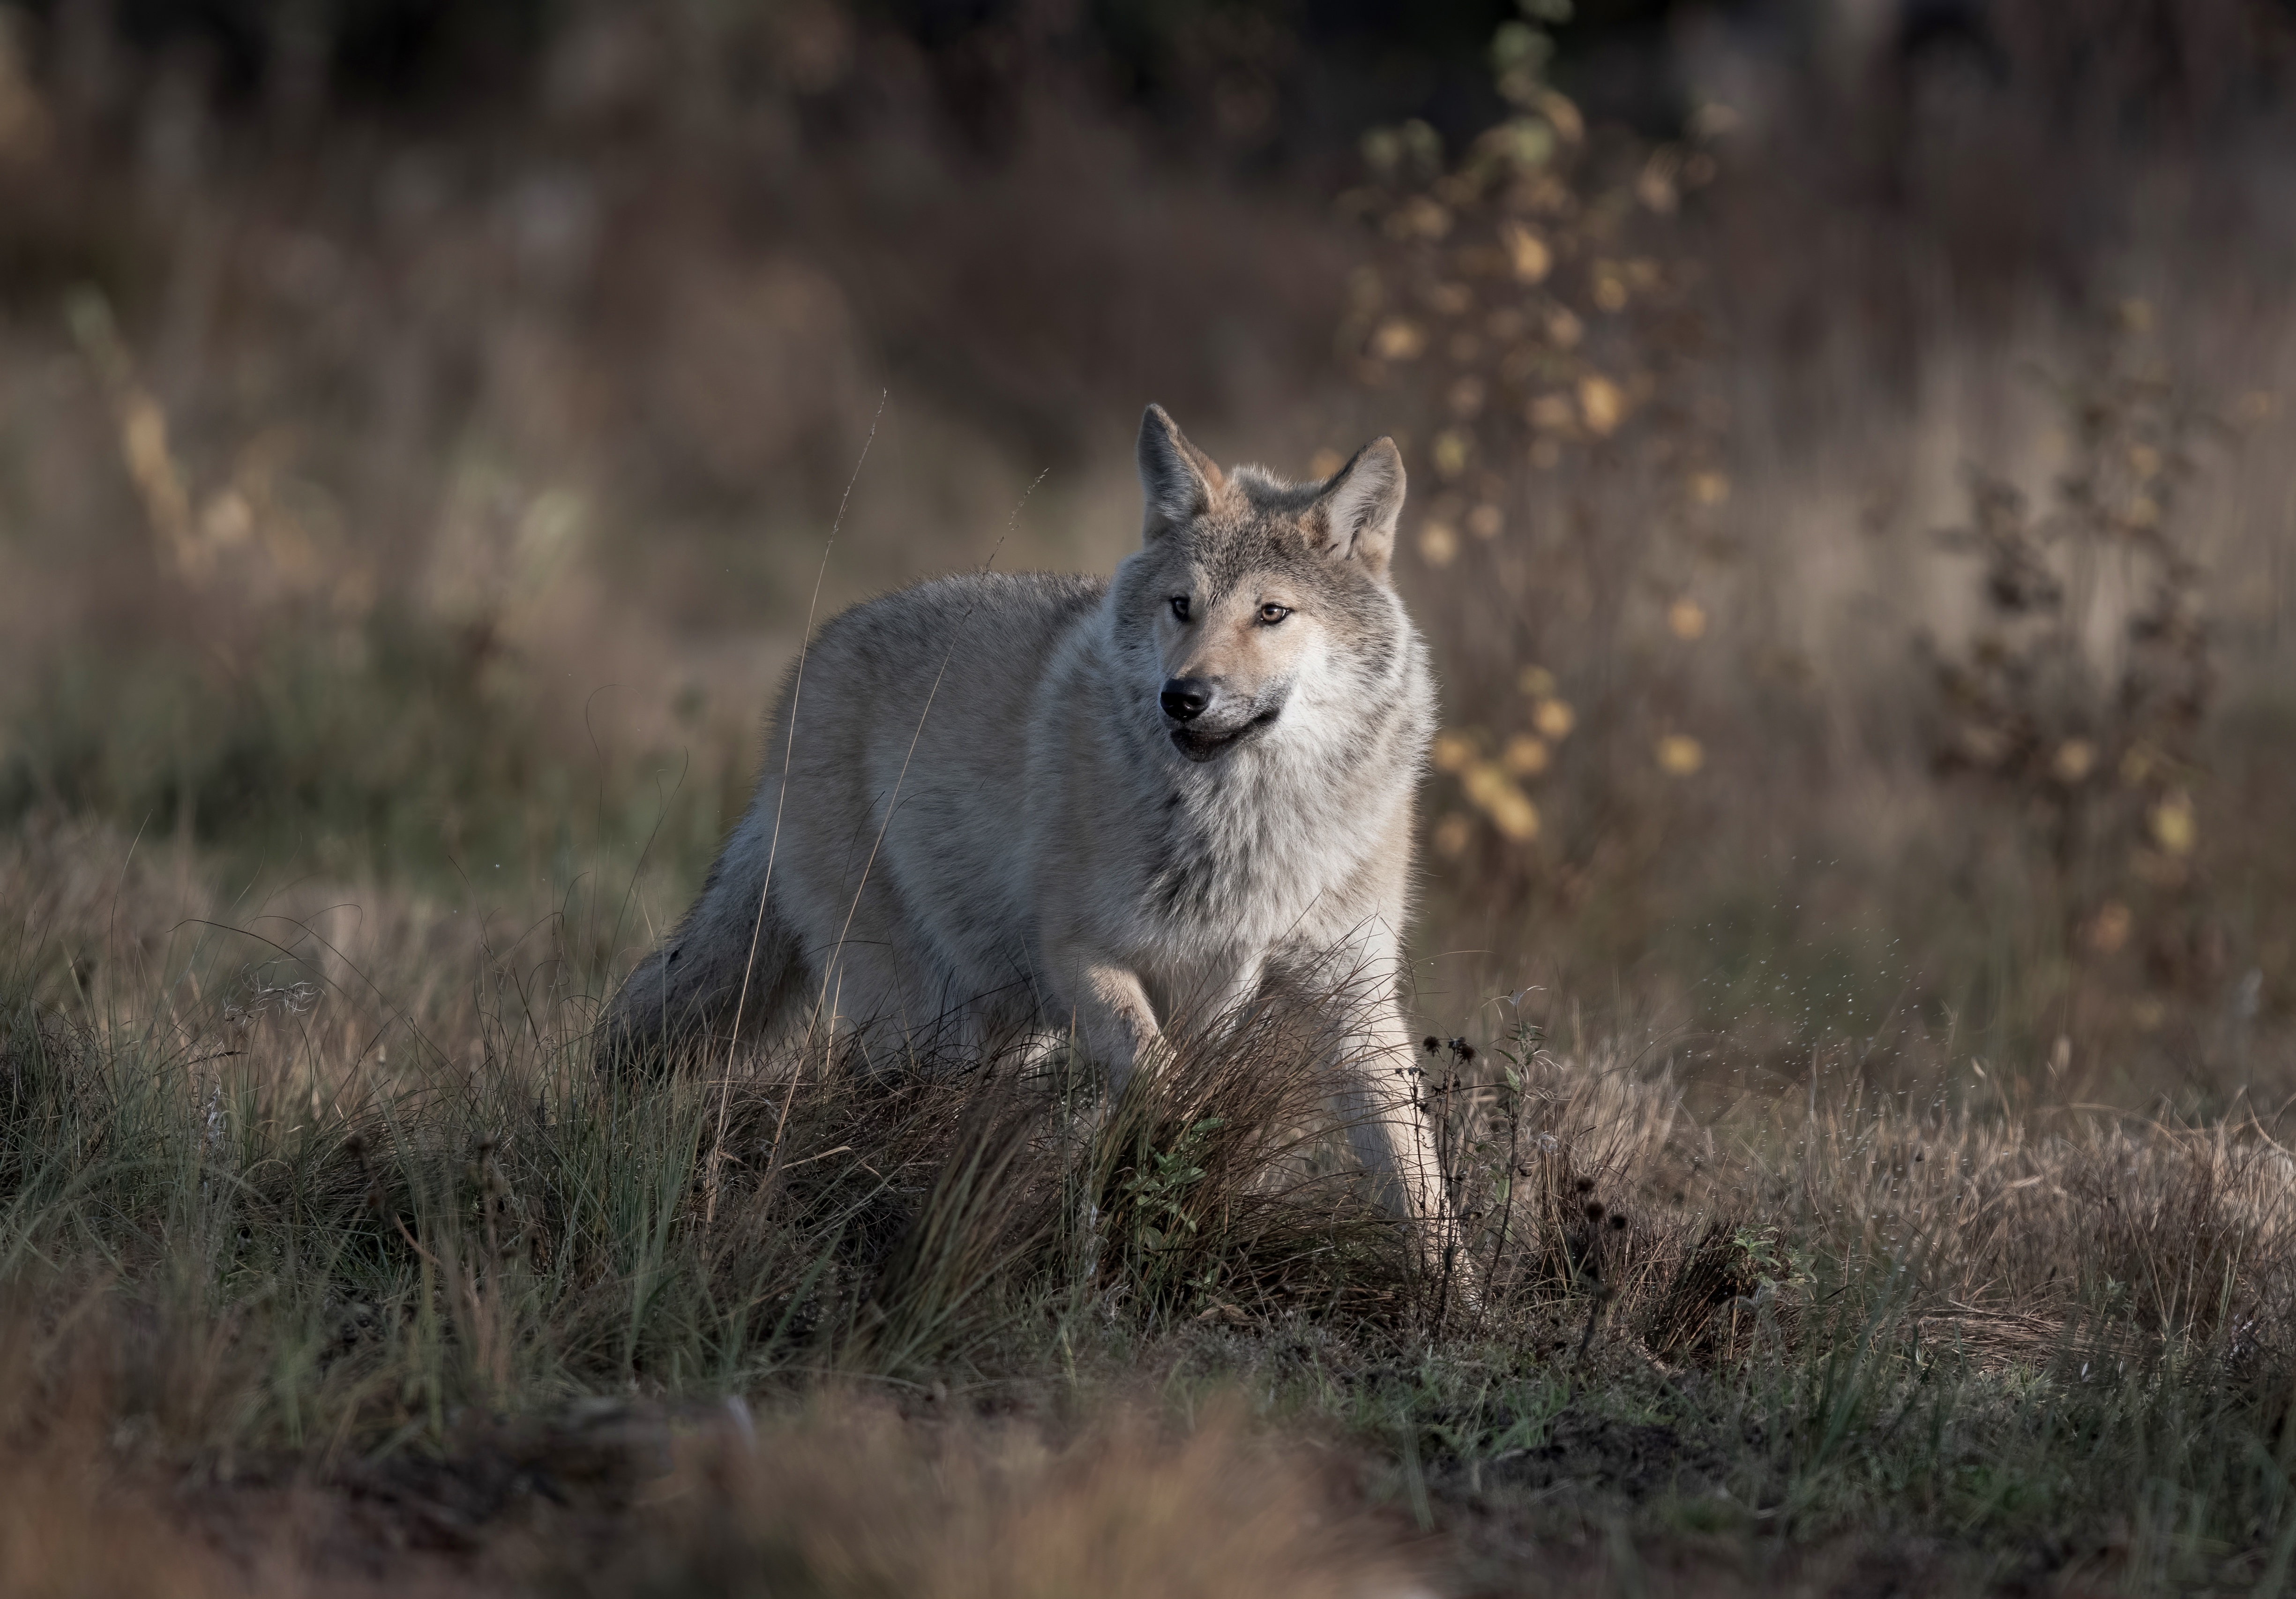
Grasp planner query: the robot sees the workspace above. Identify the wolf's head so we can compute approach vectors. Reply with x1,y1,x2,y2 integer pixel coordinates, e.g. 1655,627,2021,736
1108,405,1417,767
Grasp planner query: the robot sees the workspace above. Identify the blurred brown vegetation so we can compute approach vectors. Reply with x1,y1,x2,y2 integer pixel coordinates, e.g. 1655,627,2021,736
7,0,2294,1113
0,0,2293,1353
0,1292,1426,1598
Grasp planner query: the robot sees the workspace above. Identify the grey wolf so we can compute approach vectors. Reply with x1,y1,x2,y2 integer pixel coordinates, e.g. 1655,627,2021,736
603,406,1451,1248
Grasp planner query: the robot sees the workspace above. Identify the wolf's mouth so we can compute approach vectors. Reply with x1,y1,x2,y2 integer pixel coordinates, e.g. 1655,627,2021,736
1168,706,1281,763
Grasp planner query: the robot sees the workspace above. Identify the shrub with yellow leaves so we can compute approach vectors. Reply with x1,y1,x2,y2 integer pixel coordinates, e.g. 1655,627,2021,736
1338,10,1730,878
1336,4,1722,531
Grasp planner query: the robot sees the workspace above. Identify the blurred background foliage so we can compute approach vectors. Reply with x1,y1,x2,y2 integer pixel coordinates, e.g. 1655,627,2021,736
1,0,2294,1103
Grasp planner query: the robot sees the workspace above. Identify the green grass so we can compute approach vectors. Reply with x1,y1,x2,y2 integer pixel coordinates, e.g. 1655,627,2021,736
0,604,745,894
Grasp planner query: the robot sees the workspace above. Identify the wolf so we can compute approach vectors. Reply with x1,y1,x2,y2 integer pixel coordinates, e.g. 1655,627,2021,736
602,405,1452,1249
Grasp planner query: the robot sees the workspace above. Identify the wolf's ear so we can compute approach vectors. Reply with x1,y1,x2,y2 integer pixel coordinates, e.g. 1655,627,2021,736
1137,404,1226,541
1309,437,1406,579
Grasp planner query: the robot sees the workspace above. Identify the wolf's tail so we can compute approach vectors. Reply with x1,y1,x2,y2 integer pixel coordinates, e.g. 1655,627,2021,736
595,892,803,1078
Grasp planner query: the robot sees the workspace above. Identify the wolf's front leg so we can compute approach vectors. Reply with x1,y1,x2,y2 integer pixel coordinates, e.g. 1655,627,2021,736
1066,960,1164,1096
1340,1006,1470,1283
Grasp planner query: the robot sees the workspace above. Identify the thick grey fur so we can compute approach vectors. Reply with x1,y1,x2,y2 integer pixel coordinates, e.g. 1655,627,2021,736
602,406,1451,1243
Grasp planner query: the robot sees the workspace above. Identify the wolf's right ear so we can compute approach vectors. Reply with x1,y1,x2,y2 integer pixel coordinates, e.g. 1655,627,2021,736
1310,437,1406,579
1137,405,1225,541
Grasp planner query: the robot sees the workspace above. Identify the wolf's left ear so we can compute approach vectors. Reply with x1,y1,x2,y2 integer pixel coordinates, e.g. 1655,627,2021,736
1309,438,1406,579
1137,405,1227,541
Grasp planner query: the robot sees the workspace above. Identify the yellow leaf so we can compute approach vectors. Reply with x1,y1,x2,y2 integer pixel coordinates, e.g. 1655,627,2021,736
1431,431,1472,479
1502,734,1549,776
2150,794,2196,856
1499,220,1551,284
1431,813,1475,858
1371,319,1426,361
1430,730,1478,773
1578,374,1626,436
1656,734,1704,776
1464,763,1540,841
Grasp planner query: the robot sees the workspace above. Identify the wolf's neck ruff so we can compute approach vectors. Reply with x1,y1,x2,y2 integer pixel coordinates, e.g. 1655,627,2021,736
1104,594,1428,954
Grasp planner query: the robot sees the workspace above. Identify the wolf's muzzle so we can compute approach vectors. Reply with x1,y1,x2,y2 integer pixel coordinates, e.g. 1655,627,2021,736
1161,677,1282,762
1159,677,1213,721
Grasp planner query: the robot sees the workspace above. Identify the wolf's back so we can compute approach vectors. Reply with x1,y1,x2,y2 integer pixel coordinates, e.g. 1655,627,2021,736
599,570,1107,1068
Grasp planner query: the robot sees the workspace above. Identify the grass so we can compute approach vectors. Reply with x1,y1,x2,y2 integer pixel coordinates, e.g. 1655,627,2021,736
0,601,750,895
4,823,2293,1595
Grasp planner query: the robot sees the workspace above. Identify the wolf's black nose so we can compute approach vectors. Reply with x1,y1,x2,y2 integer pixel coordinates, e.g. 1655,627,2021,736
1160,677,1212,722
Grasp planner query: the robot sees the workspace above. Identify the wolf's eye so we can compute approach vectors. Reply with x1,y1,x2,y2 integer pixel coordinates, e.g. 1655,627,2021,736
1169,596,1191,622
1257,603,1293,625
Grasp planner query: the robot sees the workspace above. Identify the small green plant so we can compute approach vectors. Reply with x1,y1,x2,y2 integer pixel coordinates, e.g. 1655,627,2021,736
1122,1115,1225,1256
1730,1224,1813,1299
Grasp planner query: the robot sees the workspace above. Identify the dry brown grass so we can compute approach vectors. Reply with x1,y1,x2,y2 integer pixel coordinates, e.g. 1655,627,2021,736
0,1326,247,1599
0,1301,1429,1599
604,1397,1429,1599
7,819,2296,1591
